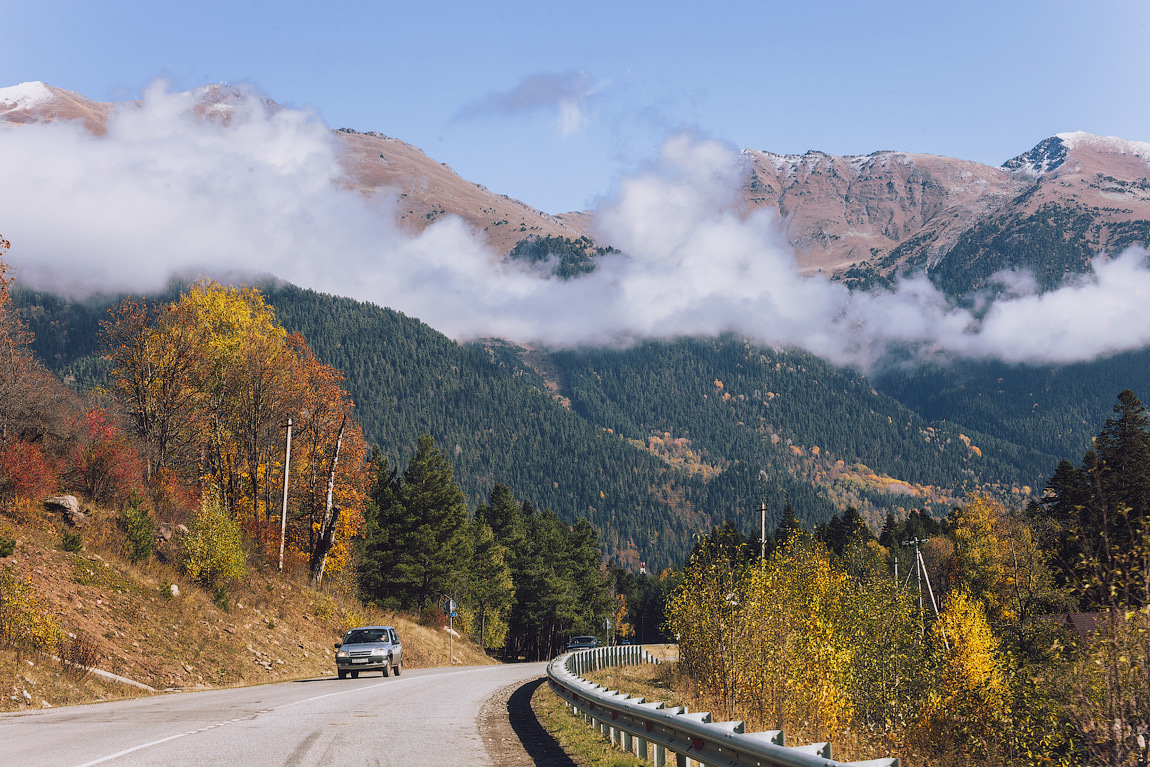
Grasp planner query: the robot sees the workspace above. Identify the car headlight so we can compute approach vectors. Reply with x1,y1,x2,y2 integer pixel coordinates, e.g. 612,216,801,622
372,649,385,657
337,650,349,658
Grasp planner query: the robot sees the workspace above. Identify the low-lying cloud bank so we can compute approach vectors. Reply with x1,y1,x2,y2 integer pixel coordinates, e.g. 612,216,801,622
2,83,1148,370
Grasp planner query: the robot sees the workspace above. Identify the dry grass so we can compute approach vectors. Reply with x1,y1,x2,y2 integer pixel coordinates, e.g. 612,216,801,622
578,654,902,766
531,677,648,767
0,498,494,712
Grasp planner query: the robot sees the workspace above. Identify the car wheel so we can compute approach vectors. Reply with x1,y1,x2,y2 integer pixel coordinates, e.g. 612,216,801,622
394,660,401,676
382,661,390,677
351,671,359,679
338,670,346,679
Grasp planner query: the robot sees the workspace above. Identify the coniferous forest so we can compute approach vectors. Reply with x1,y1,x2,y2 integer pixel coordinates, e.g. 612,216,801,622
5,237,1150,764
13,278,1150,570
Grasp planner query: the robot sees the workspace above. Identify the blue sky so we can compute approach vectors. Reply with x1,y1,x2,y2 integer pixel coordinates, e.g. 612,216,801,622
5,0,1148,215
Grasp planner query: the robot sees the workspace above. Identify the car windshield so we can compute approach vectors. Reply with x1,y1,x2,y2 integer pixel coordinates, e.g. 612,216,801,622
344,629,387,644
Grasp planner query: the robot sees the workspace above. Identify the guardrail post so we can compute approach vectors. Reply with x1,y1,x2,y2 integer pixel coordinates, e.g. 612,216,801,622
550,647,898,767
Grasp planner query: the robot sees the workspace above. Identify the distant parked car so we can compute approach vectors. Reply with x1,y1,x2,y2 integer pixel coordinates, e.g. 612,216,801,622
566,635,600,650
335,626,402,679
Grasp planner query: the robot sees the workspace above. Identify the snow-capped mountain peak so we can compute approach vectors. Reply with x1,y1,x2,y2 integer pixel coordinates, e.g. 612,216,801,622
1004,132,1150,177
1002,135,1069,176
0,81,56,111
1055,131,1150,162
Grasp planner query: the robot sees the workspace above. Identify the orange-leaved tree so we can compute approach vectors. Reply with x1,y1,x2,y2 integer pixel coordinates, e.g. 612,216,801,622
103,280,367,578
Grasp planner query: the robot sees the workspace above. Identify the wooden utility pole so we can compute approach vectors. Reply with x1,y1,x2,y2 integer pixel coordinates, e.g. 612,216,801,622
903,536,948,649
759,501,767,559
278,417,292,572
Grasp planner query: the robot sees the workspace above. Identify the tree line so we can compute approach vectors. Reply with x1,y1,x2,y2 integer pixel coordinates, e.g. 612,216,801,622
357,435,620,660
667,390,1150,766
0,240,366,595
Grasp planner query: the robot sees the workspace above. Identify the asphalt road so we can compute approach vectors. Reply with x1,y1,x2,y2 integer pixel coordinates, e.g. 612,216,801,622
0,663,548,767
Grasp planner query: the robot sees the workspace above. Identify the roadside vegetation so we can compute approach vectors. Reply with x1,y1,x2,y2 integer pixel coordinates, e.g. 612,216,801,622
0,239,490,709
0,234,624,710
664,392,1150,766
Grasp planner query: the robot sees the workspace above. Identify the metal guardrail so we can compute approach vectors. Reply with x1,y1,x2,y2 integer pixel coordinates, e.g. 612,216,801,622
547,646,899,767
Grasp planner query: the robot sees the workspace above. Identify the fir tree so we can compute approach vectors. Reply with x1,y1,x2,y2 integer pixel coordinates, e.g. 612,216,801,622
360,435,467,613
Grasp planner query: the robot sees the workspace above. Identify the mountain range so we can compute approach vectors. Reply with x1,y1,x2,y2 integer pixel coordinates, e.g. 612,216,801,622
5,81,1149,295
4,81,1150,568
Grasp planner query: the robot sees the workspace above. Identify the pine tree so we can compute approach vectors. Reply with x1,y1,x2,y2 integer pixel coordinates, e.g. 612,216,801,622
359,436,467,613
775,504,807,549
465,521,514,651
475,483,525,562
1041,390,1150,607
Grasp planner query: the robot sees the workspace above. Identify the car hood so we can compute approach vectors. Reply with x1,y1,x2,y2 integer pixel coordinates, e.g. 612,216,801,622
341,642,393,651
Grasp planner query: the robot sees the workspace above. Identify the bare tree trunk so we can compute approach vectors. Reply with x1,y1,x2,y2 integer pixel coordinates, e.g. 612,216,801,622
309,416,346,585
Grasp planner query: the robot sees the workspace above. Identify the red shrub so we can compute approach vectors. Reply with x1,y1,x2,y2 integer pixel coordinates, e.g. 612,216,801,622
73,409,145,506
0,440,58,501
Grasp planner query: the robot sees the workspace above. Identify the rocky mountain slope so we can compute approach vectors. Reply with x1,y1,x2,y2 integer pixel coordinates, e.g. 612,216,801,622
6,81,1148,287
743,132,1150,291
0,82,591,255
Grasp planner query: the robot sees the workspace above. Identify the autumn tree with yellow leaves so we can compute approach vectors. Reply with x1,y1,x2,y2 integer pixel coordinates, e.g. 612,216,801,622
666,493,1093,766
103,281,367,582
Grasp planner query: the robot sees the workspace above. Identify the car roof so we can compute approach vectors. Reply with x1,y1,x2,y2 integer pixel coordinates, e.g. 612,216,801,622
345,625,395,633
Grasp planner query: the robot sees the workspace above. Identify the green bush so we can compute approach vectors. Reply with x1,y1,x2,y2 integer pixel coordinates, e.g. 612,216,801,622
181,485,247,590
122,493,154,562
0,535,14,558
61,531,82,553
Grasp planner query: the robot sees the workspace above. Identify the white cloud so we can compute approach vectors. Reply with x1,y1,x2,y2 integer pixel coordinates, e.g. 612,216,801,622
3,84,1150,371
454,71,601,138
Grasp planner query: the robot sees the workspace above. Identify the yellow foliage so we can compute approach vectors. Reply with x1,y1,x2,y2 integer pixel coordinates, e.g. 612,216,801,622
179,280,285,362
0,567,64,655
182,485,248,589
949,494,1012,623
915,589,1008,754
613,593,633,639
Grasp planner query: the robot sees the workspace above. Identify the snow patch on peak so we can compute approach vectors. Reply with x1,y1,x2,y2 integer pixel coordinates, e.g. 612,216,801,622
1003,136,1068,176
0,81,55,110
1055,131,1150,161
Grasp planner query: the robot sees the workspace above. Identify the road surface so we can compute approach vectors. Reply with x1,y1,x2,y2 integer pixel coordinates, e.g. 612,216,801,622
0,663,549,766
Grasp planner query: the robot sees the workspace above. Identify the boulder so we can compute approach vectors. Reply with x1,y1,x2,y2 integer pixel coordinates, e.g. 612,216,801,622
44,496,85,527
154,522,189,563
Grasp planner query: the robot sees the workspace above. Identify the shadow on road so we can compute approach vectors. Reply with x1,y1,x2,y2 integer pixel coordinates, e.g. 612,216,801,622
506,678,578,767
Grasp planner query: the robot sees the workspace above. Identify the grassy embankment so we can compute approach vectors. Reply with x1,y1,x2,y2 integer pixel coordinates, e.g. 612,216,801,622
0,500,493,712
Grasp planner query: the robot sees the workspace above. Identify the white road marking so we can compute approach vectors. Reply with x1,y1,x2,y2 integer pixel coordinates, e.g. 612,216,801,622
70,668,492,767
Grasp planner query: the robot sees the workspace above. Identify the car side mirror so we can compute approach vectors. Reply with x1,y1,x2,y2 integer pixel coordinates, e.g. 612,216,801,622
334,643,341,649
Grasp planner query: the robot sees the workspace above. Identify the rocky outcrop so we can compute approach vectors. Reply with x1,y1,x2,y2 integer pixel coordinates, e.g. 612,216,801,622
43,496,85,527
740,133,1150,290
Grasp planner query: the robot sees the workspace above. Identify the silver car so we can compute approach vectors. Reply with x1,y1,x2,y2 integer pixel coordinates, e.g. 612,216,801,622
334,625,403,679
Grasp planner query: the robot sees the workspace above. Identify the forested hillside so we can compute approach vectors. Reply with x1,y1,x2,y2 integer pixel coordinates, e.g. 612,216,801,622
11,281,1111,570
874,348,1150,463
551,339,1052,525
261,285,703,569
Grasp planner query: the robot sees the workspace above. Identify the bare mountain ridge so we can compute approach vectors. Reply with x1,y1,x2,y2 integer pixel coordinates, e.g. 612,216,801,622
744,132,1150,290
4,82,1149,290
0,82,591,255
